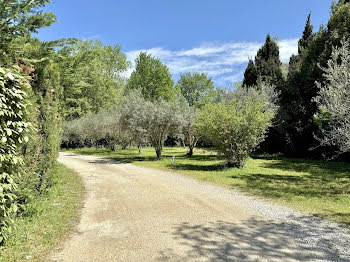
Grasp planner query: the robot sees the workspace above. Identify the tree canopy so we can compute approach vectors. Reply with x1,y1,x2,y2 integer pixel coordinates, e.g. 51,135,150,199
0,0,56,64
127,52,175,101
58,40,129,119
177,72,214,107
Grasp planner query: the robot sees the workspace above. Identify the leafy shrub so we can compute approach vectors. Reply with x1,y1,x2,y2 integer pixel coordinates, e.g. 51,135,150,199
315,40,350,157
0,67,31,243
195,94,275,167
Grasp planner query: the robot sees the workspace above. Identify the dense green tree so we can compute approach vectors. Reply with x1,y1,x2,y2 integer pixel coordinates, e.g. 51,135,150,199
0,0,56,65
58,40,129,119
288,13,314,78
279,0,350,157
299,13,314,53
127,52,174,101
176,72,214,107
242,59,258,87
255,35,284,86
276,14,315,155
242,35,283,89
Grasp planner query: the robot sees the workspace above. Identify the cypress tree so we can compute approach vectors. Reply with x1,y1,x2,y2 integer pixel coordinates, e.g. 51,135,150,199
279,1,350,157
288,13,314,78
298,13,313,54
242,34,283,88
242,59,258,87
255,34,283,87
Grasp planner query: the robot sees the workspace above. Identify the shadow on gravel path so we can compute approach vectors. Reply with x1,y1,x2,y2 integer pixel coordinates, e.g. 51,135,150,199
158,217,350,262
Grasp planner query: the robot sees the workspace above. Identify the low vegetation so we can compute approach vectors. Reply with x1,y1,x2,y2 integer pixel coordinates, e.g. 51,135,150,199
0,163,84,262
68,147,350,225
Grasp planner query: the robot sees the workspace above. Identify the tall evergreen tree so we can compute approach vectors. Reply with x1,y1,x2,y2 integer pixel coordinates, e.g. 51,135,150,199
242,59,258,87
298,13,313,53
287,14,314,79
279,1,350,157
242,35,283,89
255,34,284,87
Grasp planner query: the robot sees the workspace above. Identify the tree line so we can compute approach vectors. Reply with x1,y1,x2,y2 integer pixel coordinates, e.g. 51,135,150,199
242,1,350,159
0,0,128,243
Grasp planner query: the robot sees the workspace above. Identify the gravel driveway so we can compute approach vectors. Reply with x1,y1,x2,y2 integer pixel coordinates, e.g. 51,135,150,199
51,152,350,262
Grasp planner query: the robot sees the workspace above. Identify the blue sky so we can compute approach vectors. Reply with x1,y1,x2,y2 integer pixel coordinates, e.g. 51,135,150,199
38,0,333,86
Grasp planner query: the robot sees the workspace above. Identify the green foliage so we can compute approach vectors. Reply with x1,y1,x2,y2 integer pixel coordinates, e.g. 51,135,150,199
288,14,314,78
254,35,284,86
177,72,214,107
242,59,258,87
127,52,175,101
62,108,131,150
120,90,182,159
299,13,314,54
242,34,283,91
279,1,350,157
58,40,129,119
315,40,350,156
195,96,275,167
0,67,30,244
0,163,84,262
0,0,56,65
31,62,62,187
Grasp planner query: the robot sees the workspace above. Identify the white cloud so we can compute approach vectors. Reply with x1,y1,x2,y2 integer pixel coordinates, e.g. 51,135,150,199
125,39,298,86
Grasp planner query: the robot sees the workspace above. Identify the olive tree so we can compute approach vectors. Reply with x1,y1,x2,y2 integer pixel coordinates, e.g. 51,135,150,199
120,90,180,159
178,104,200,156
315,40,350,156
195,90,276,167
62,108,130,150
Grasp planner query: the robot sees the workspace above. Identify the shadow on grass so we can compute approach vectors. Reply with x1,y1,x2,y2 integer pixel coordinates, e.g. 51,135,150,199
167,162,227,172
234,173,347,197
263,159,350,180
158,217,350,261
232,171,350,224
72,147,223,166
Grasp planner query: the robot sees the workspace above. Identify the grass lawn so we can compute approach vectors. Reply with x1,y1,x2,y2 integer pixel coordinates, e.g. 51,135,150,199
67,146,350,226
0,163,84,262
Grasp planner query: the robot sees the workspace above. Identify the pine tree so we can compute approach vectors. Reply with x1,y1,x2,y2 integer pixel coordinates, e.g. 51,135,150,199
242,59,258,87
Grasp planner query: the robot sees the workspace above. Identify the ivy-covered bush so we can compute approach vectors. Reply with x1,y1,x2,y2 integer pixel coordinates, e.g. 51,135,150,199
0,67,30,243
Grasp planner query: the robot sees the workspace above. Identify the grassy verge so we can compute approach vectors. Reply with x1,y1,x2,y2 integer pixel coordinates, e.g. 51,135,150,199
0,163,84,262
68,147,350,225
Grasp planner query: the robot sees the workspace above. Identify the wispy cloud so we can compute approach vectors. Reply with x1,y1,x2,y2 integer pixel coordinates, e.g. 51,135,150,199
125,39,298,86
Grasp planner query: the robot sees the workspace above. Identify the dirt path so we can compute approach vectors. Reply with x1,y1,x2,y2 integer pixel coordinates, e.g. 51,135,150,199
51,152,350,262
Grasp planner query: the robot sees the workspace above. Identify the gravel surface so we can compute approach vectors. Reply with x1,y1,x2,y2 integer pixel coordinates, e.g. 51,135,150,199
51,152,350,262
